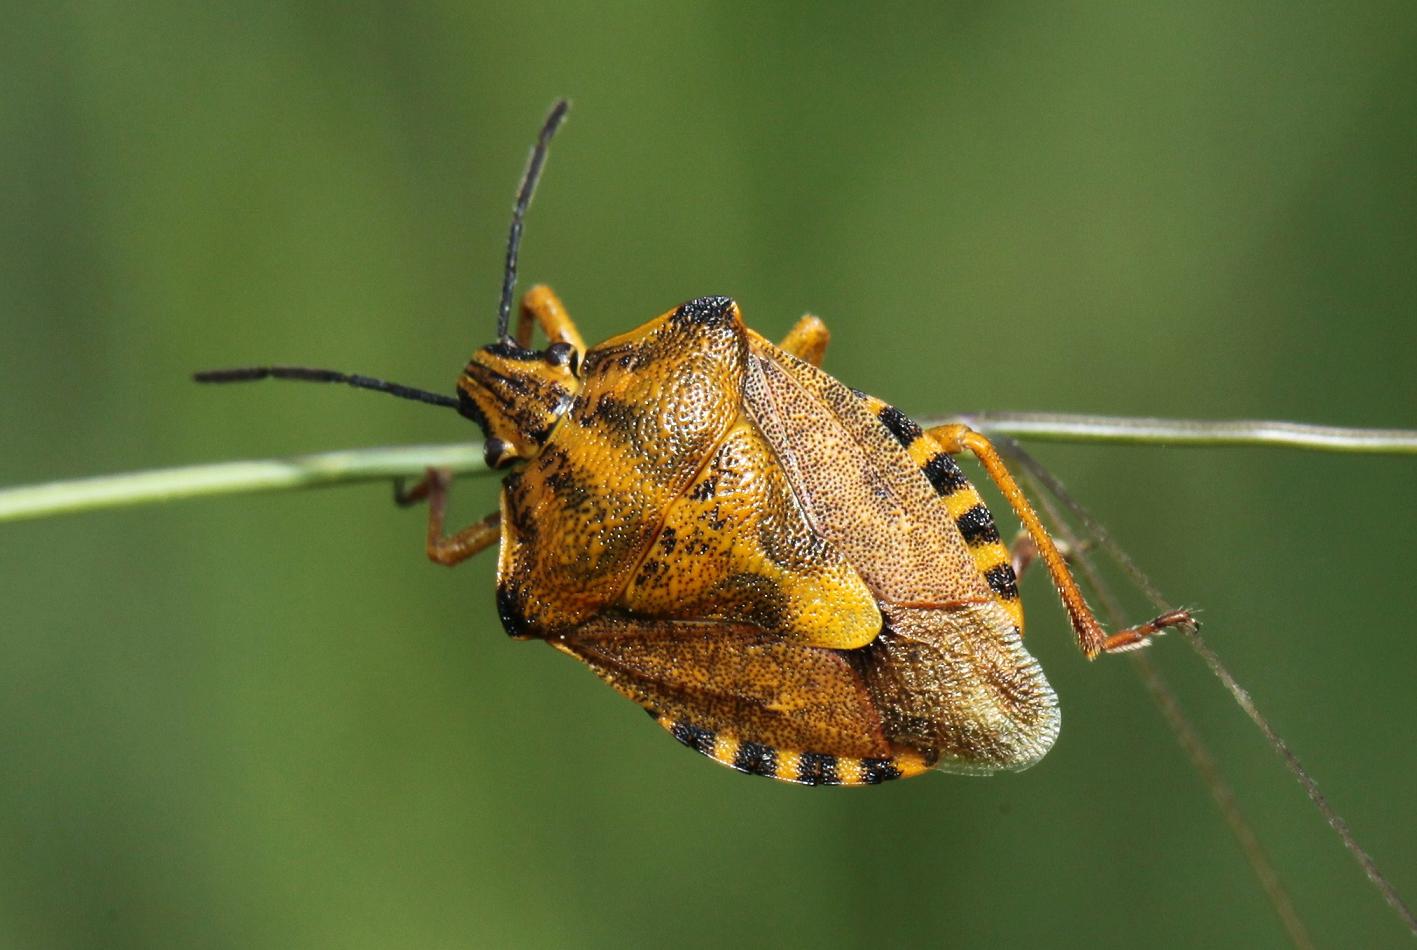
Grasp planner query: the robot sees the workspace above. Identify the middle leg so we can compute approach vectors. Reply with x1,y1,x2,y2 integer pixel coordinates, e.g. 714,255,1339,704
516,284,585,352
778,314,830,367
1009,530,1084,584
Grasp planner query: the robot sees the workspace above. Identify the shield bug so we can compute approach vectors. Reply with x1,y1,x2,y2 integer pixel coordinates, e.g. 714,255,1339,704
197,99,1195,785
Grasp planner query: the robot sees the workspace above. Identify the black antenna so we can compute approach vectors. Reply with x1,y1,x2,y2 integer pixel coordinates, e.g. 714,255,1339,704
193,366,461,411
195,101,572,415
497,98,570,342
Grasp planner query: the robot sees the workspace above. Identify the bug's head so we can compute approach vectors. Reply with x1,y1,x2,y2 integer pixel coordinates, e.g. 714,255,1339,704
457,99,579,469
457,337,580,468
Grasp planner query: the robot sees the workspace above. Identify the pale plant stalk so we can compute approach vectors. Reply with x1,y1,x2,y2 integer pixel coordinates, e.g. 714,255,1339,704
2,413,1414,524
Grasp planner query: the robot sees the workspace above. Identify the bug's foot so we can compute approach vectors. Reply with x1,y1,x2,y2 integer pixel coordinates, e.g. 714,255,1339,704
1100,608,1198,654
393,467,452,508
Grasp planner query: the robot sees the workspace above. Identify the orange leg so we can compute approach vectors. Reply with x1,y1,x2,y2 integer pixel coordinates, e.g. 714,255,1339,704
778,314,830,367
395,468,500,567
516,284,585,353
927,423,1195,659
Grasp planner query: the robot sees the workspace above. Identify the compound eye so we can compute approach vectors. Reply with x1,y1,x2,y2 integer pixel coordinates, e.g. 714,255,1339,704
544,341,578,373
483,437,516,469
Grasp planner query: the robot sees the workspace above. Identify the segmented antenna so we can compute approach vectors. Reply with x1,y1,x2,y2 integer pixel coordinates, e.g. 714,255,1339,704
193,102,573,416
193,366,461,410
497,98,570,342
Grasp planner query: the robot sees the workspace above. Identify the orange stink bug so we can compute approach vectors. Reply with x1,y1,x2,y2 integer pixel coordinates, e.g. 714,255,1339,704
197,100,1195,785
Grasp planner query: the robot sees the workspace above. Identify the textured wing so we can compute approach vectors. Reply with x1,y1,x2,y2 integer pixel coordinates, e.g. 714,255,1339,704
556,616,936,785
556,602,1057,780
558,617,889,757
742,333,1059,771
850,603,1059,773
742,334,993,607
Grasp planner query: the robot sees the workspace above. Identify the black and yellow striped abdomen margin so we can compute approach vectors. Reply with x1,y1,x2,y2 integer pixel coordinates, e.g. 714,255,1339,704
856,394,1025,631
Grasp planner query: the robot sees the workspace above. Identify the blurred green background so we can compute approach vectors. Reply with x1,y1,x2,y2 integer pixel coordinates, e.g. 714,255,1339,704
3,3,1415,947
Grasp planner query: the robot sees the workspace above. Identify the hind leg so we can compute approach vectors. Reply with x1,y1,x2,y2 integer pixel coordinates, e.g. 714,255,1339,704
927,423,1194,658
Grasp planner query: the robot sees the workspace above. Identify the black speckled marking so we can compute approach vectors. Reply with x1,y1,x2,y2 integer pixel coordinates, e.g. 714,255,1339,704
657,526,678,555
673,296,734,325
670,720,718,756
922,452,969,496
540,445,593,509
877,404,923,448
718,572,788,631
797,752,841,786
689,474,719,501
589,393,642,439
733,741,778,777
985,563,1020,601
859,758,903,784
955,503,1002,546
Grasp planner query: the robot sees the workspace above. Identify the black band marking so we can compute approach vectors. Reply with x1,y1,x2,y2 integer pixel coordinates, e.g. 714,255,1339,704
877,405,923,448
985,563,1020,601
797,752,841,786
733,741,778,777
922,453,968,496
955,504,1002,547
859,758,903,784
670,720,717,756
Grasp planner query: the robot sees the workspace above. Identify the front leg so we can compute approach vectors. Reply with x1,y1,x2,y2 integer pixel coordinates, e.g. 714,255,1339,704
395,468,501,567
516,284,586,353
